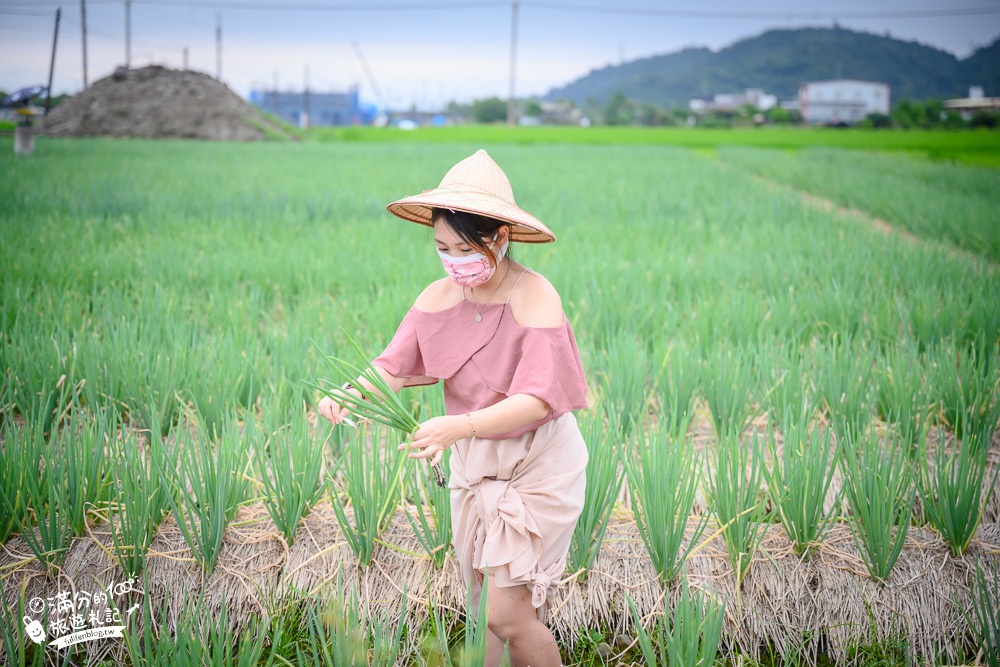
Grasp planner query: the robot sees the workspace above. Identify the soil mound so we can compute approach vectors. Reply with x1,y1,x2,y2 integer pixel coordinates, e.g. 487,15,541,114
39,65,294,140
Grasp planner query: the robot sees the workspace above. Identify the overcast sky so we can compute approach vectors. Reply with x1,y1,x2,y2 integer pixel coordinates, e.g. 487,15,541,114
1,0,998,110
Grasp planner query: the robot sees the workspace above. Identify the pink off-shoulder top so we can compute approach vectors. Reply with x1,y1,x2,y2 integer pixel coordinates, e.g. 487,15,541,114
372,296,590,439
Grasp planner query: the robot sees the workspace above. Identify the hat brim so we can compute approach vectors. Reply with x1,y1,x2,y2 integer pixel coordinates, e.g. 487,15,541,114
386,186,556,243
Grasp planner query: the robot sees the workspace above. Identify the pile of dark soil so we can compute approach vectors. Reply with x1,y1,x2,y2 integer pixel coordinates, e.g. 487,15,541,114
40,65,294,140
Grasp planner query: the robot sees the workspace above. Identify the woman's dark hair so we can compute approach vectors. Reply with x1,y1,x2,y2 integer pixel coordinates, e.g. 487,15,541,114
432,207,512,267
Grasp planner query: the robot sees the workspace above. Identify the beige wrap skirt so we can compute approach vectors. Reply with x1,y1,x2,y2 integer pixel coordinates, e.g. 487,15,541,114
448,412,588,623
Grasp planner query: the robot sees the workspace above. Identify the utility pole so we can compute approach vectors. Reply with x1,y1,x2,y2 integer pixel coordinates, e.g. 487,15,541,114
273,70,279,116
506,1,518,127
183,47,188,70
125,0,131,68
303,65,310,129
45,7,61,115
215,13,222,80
80,0,88,88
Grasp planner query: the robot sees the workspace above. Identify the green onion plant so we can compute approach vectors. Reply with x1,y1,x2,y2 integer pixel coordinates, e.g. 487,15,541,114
0,390,74,573
154,408,252,575
875,343,932,448
0,376,34,543
928,339,1000,444
627,574,726,667
623,411,707,584
109,407,174,576
568,413,624,579
431,566,493,667
917,422,999,557
124,587,275,667
186,331,260,439
298,571,406,667
105,302,192,437
706,430,769,587
969,558,1000,667
405,447,453,569
310,332,453,567
814,335,877,445
121,583,176,665
596,331,651,439
759,341,816,429
0,576,47,667
702,343,759,439
60,400,117,536
328,421,410,569
653,341,701,434
251,404,328,548
4,332,77,434
764,410,840,558
840,425,915,584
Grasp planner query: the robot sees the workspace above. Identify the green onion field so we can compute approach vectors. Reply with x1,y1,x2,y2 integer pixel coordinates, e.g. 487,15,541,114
1,132,999,666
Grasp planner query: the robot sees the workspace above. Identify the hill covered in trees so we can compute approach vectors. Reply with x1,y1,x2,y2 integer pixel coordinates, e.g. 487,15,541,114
543,26,1000,108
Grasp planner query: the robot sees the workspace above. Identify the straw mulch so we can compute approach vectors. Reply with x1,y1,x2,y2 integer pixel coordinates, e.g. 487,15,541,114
3,500,999,665
2,417,998,665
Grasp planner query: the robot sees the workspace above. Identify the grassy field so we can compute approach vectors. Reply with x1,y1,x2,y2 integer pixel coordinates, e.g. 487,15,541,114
1,134,999,665
717,145,1000,262
310,125,1000,167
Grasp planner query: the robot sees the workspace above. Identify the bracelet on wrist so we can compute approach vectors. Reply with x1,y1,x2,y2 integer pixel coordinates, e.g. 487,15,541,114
342,381,369,401
466,412,477,438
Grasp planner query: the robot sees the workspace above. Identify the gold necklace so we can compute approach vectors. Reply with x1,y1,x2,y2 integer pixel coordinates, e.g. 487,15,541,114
468,261,510,323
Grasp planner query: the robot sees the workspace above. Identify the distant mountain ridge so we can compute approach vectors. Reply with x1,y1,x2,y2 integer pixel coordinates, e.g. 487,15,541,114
543,26,1000,108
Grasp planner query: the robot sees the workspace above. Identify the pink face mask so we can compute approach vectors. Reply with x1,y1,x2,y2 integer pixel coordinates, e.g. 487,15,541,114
437,236,509,288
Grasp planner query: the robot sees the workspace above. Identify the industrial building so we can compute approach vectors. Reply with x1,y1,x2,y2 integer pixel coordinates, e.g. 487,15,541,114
247,86,377,127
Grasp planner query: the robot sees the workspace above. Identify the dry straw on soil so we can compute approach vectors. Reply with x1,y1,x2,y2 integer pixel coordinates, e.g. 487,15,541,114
2,421,998,666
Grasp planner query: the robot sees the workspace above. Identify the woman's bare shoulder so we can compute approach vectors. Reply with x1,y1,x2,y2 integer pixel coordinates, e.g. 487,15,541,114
509,269,564,328
413,277,463,312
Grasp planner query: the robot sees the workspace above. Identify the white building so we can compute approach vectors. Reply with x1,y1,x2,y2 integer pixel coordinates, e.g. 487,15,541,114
689,88,777,113
798,79,890,125
944,86,1000,120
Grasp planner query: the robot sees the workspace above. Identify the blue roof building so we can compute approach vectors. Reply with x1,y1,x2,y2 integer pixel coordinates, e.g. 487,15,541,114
248,85,377,126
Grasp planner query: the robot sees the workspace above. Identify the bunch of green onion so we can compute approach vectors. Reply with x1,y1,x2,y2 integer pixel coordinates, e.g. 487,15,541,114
307,334,446,487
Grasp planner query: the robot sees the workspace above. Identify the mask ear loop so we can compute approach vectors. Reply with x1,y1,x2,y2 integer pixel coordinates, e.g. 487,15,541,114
491,232,510,269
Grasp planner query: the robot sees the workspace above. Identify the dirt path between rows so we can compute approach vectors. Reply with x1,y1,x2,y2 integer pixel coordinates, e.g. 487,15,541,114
748,171,998,274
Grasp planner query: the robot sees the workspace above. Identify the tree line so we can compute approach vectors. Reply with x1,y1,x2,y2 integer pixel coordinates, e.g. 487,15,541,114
454,94,997,129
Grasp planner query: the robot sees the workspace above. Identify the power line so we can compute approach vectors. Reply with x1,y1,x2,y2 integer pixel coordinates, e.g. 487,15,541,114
0,23,50,32
3,0,995,18
138,0,502,9
527,2,1000,20
0,7,52,15
62,15,180,53
0,0,121,4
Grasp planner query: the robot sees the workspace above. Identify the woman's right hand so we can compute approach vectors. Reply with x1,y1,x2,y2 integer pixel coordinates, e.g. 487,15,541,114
318,395,351,425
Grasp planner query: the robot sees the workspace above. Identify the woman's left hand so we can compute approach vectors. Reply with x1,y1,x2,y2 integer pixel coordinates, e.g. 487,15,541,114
400,415,464,466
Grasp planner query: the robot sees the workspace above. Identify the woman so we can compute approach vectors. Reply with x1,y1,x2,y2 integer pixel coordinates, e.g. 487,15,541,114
318,149,589,667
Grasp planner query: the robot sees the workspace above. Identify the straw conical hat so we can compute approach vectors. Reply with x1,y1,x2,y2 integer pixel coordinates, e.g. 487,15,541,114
386,149,556,243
